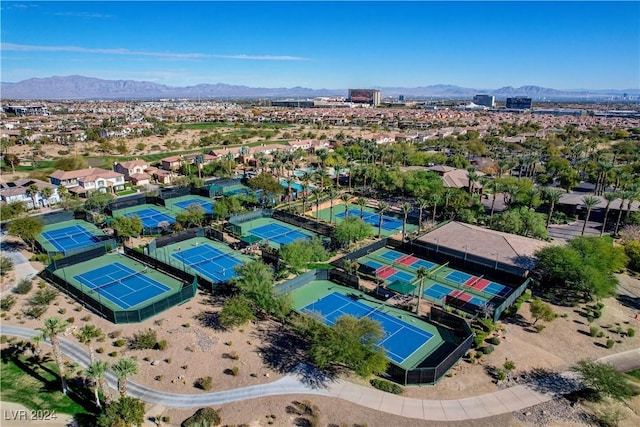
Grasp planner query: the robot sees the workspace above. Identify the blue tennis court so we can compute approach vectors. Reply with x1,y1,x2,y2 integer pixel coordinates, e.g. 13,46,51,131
124,208,175,228
301,292,434,364
249,223,311,246
174,198,213,215
485,282,511,297
41,225,101,252
335,209,403,230
362,260,384,271
424,283,453,301
445,270,474,284
378,249,404,261
171,244,243,283
387,270,415,283
74,262,171,309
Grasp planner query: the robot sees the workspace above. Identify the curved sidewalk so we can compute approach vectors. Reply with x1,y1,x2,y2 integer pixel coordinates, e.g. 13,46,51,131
1,325,638,421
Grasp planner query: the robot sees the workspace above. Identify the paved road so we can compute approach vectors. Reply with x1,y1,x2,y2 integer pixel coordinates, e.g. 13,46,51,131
2,325,639,421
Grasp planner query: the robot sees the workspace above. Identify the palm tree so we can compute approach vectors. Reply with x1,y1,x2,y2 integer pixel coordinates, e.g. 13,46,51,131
600,191,618,236
467,168,479,195
327,188,338,224
624,184,640,225
85,360,110,408
38,317,70,394
311,187,323,222
429,193,441,225
613,191,629,236
40,186,53,207
112,357,138,398
76,324,104,365
417,198,428,230
339,193,351,217
415,267,429,316
284,177,295,210
581,195,600,236
26,183,40,209
486,180,500,219
377,201,389,238
401,202,413,241
357,197,368,220
544,189,564,229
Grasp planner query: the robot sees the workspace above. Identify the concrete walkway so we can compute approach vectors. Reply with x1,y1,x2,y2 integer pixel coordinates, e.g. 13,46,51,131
0,230,38,296
2,325,639,421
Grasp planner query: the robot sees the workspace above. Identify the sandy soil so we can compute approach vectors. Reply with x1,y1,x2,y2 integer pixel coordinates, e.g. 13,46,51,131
2,239,640,426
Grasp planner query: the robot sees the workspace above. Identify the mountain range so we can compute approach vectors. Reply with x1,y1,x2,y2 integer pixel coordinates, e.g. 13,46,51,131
1,75,638,101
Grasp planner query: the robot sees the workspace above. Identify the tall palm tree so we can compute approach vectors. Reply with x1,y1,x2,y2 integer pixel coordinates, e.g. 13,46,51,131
311,187,323,222
300,183,309,215
377,201,389,238
417,198,428,230
112,357,138,398
284,176,295,210
466,168,479,195
415,267,429,316
40,186,53,207
581,195,600,236
600,191,618,236
613,191,629,236
357,197,368,220
339,193,351,217
327,188,338,224
429,192,441,226
76,324,104,365
544,189,564,229
85,360,110,408
486,180,500,219
624,184,640,225
401,202,413,241
26,183,40,209
38,317,70,394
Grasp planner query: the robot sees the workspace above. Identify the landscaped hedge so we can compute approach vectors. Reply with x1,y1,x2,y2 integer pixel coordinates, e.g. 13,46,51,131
370,378,403,394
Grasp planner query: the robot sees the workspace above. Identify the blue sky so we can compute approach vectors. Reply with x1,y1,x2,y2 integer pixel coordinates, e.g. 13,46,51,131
2,1,638,90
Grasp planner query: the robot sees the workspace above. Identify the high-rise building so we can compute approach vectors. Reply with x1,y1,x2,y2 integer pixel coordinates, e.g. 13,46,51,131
473,94,495,108
348,89,381,106
505,97,532,110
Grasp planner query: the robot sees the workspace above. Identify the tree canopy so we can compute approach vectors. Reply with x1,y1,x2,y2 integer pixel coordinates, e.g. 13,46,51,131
246,173,284,195
334,216,371,247
279,237,329,273
571,360,635,402
232,260,291,319
96,396,146,427
176,204,206,228
111,216,143,242
534,237,627,301
8,216,44,250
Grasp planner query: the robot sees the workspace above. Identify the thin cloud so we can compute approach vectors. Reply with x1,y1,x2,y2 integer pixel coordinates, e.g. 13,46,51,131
2,43,310,61
52,12,115,19
214,54,310,61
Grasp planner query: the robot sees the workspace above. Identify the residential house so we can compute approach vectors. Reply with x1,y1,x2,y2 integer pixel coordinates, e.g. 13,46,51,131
49,167,125,196
0,178,59,209
113,159,152,186
425,165,485,193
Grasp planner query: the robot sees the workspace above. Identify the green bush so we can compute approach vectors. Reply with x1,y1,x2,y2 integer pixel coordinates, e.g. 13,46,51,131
28,288,58,305
113,339,126,347
370,378,403,394
14,279,33,295
96,347,104,354
108,351,118,357
130,328,158,350
231,366,239,376
628,328,636,337
593,310,602,319
495,368,506,381
155,339,168,350
473,331,488,348
23,305,47,319
589,326,599,337
194,376,213,391
606,339,615,349
0,295,16,311
597,331,605,338
487,336,501,345
534,324,546,333
182,407,221,427
66,317,75,324
481,345,495,354
0,335,8,343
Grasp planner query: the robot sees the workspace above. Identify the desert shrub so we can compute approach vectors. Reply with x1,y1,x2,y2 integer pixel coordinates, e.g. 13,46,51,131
593,310,602,319
130,328,157,350
28,288,58,305
473,330,488,348
370,378,403,394
182,407,221,427
225,351,239,360
195,376,213,391
597,331,605,338
96,347,104,354
606,339,615,349
0,295,16,311
495,368,507,381
487,336,501,345
0,335,7,344
589,326,599,337
161,416,170,423
628,328,636,337
23,305,47,319
14,279,33,295
66,317,75,324
155,339,168,350
231,366,239,376
58,308,67,315
108,351,118,357
481,345,495,355
113,339,126,347
81,315,92,321
534,324,546,333
108,330,122,339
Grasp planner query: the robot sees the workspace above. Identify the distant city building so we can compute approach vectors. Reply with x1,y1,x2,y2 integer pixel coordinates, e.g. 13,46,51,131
533,108,585,117
473,95,495,108
270,99,315,108
399,95,405,101
505,97,533,110
3,105,50,116
348,89,381,106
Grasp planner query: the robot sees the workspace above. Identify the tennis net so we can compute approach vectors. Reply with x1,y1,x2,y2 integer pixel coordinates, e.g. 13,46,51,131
87,269,146,293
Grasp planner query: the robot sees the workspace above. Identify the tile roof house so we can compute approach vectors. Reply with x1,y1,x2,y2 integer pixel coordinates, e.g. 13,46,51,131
426,165,485,193
113,159,152,186
49,167,125,196
0,178,59,209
